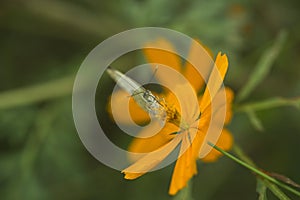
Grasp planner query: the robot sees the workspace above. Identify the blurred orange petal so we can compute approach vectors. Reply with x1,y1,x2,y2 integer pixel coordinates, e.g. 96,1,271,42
128,122,178,155
118,39,235,196
201,129,233,162
169,133,198,195
183,40,213,92
107,90,150,125
199,86,234,127
122,134,182,179
144,39,182,87
225,87,234,124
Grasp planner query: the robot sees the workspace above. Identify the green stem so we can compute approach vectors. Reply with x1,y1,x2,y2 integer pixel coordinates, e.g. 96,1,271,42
234,97,300,113
207,142,300,197
236,30,287,102
25,0,126,40
233,145,291,199
0,75,74,109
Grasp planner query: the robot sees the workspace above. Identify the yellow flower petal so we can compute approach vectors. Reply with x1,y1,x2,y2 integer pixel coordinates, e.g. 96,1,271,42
225,87,234,124
196,85,234,159
122,134,182,179
144,39,182,87
201,129,233,162
128,122,178,155
169,133,198,195
199,86,234,128
200,52,229,112
169,82,200,124
183,40,213,92
107,90,150,125
117,39,235,196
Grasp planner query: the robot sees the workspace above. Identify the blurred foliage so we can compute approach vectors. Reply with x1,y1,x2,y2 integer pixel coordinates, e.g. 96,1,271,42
1,0,300,199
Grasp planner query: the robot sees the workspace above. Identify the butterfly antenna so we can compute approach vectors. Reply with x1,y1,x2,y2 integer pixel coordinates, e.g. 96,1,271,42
149,65,159,83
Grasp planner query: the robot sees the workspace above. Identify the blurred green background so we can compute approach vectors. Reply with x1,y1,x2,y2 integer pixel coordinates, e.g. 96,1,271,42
1,0,300,199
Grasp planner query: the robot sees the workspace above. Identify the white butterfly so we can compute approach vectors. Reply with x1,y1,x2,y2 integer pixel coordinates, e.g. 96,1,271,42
106,67,166,123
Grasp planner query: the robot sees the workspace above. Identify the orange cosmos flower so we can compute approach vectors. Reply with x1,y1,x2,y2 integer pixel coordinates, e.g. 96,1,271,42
108,39,234,195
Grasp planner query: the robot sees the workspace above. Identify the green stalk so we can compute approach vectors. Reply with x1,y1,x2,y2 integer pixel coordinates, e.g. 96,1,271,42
234,97,300,113
0,75,74,109
207,142,300,197
236,30,287,102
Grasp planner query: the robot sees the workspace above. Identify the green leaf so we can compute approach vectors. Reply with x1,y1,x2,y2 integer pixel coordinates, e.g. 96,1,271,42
245,109,264,132
0,75,74,110
208,143,300,197
257,178,268,200
264,180,291,200
235,97,300,113
25,0,127,39
236,30,288,102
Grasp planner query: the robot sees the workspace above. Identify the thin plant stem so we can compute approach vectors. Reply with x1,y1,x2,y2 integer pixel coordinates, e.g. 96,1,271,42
0,75,74,109
234,97,300,113
207,141,300,197
236,30,287,102
233,145,291,200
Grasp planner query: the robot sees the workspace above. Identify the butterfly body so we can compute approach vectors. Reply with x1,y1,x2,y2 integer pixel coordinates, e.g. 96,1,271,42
106,67,167,123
